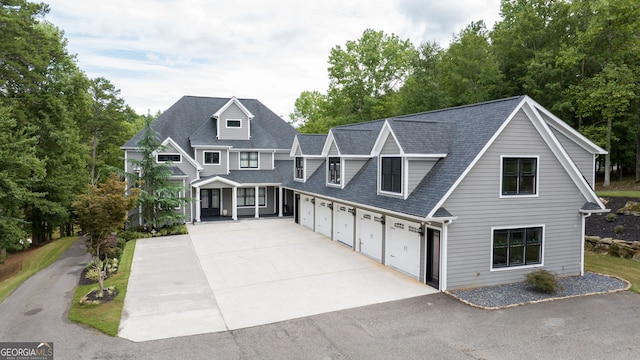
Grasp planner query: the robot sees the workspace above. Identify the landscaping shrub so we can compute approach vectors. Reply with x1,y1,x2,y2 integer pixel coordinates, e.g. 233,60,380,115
605,213,617,222
614,225,625,234
524,269,561,294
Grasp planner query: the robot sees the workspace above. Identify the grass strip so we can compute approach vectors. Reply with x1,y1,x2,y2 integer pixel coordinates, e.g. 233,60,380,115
585,251,640,294
0,236,78,303
68,240,136,336
596,190,640,199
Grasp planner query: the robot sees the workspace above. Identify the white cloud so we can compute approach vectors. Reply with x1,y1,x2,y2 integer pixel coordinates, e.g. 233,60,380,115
45,0,501,119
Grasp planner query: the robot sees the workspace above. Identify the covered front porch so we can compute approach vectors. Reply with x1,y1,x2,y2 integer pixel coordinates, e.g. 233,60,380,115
192,176,294,222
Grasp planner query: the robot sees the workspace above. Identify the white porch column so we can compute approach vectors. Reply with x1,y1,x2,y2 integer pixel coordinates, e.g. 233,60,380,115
254,185,259,218
232,186,238,220
278,187,283,217
195,187,201,223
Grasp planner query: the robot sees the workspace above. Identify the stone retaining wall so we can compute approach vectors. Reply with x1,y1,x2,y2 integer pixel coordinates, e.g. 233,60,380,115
585,236,640,261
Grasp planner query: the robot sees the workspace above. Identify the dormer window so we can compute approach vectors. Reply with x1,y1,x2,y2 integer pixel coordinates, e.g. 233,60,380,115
381,156,402,194
157,154,181,163
226,119,241,128
295,157,304,180
328,157,340,184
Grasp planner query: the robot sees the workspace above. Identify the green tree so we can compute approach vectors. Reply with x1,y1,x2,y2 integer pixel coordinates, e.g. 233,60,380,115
326,29,416,124
439,21,504,106
0,106,45,252
290,90,329,133
397,41,447,114
561,0,640,186
84,77,129,184
73,174,138,295
127,116,189,228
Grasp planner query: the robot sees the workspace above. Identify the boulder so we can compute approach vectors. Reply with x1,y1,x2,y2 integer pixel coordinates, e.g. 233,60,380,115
633,251,640,262
616,201,640,216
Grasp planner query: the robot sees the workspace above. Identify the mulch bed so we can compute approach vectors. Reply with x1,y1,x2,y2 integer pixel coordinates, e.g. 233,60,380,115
585,197,640,241
83,287,119,303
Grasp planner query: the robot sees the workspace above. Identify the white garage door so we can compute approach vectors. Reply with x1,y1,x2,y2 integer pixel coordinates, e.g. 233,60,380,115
357,209,383,262
299,195,314,230
314,199,333,238
385,216,421,279
333,204,354,248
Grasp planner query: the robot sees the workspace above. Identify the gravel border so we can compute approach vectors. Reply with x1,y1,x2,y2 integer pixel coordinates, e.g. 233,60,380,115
447,272,630,310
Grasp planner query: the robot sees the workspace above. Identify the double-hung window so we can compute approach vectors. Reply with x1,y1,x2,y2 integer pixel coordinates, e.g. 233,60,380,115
493,227,542,268
328,157,340,184
240,152,258,168
204,151,220,165
237,188,265,207
295,157,304,180
502,157,537,196
381,157,402,194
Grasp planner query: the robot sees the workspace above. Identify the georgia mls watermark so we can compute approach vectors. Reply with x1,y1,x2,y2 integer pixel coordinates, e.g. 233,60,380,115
0,342,53,360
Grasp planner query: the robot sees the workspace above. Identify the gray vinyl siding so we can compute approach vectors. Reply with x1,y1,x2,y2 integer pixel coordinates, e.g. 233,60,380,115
197,149,228,177
274,151,292,161
260,152,273,169
407,159,437,195
328,142,339,155
344,159,368,184
550,127,596,188
305,158,324,181
125,150,143,173
218,103,250,140
380,134,401,154
442,109,586,290
229,152,239,170
294,146,302,156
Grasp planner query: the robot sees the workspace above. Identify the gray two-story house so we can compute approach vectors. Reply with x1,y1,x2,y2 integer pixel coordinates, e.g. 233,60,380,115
284,96,607,291
124,95,607,291
122,96,298,224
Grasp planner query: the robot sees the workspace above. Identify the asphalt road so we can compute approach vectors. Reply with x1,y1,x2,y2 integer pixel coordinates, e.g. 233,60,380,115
1,239,639,360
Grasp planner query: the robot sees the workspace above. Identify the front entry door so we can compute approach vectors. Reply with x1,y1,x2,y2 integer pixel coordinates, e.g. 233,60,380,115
426,229,440,288
201,189,220,217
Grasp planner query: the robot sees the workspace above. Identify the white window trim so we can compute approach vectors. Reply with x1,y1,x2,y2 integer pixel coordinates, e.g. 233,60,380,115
226,119,242,128
203,150,221,165
237,187,267,208
499,155,540,198
378,156,404,197
239,151,260,169
490,224,545,272
326,156,342,188
156,153,182,163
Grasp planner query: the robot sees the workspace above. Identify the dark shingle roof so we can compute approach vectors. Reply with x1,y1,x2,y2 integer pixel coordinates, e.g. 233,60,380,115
123,96,298,156
331,121,384,155
284,96,526,218
296,134,327,155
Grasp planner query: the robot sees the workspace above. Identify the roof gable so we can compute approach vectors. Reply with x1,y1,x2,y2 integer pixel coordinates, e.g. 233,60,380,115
213,96,254,119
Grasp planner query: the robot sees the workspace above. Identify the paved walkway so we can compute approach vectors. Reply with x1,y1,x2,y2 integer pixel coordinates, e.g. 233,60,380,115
119,218,437,341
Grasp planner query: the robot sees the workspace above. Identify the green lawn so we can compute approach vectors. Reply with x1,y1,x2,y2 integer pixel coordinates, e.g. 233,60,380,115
0,236,78,303
596,190,640,198
68,240,136,336
585,251,640,294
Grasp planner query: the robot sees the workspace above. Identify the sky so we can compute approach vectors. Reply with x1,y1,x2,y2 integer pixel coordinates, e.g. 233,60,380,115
44,0,503,120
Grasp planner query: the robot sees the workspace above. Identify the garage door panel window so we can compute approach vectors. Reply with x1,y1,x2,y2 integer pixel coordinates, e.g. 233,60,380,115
492,227,542,269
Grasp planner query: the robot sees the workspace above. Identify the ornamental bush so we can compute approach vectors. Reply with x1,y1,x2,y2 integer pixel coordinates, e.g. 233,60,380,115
524,269,561,294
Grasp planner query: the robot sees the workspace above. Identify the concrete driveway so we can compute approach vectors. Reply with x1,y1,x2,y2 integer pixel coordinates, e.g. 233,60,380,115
119,218,437,342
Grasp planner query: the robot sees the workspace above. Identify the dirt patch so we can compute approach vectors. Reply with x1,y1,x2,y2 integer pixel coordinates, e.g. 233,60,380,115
0,246,40,283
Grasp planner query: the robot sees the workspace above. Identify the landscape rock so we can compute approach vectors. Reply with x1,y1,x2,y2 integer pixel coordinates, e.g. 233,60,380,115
616,201,640,216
